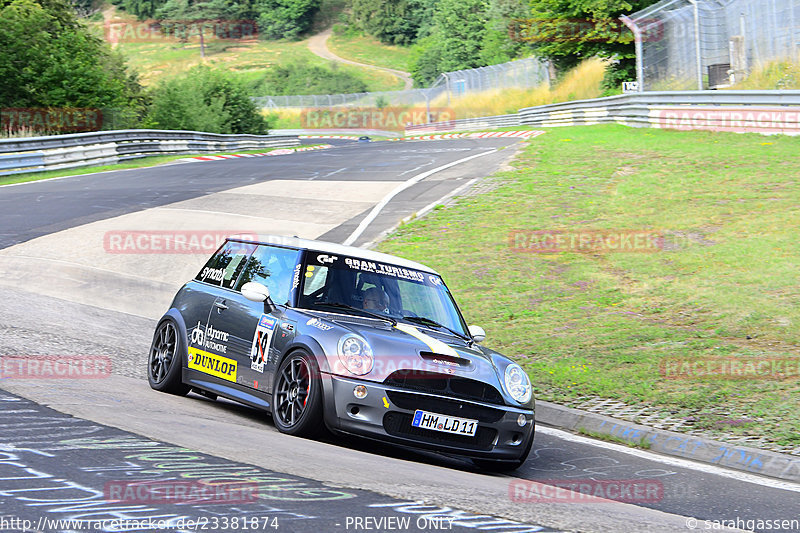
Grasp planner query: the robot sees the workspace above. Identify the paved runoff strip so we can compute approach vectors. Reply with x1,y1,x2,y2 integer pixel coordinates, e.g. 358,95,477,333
342,149,498,246
0,178,401,319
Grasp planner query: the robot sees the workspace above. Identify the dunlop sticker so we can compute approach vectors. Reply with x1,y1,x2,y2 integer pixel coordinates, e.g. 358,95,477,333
188,347,237,382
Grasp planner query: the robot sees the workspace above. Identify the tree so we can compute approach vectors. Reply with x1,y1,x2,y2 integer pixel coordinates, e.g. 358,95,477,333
255,0,321,40
0,0,144,130
156,0,231,57
349,0,427,45
147,66,270,133
480,0,531,64
524,0,659,85
112,0,168,19
433,0,490,72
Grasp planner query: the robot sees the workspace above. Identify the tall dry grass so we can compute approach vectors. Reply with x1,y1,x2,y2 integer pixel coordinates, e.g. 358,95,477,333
728,56,800,90
431,58,606,118
266,58,608,126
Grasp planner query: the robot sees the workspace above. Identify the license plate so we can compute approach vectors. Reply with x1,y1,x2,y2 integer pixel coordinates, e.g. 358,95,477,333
411,410,478,437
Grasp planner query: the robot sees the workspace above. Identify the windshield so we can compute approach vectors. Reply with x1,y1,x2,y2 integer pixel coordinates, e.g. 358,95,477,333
297,252,468,337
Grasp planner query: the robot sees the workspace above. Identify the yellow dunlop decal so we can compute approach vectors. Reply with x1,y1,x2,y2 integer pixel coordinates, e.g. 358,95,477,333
188,347,237,382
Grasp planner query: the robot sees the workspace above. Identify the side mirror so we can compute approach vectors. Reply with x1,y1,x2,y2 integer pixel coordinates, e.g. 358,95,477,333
242,282,271,303
468,325,486,343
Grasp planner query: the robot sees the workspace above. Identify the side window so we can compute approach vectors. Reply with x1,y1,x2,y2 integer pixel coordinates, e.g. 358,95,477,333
236,245,301,306
195,241,256,288
303,265,328,297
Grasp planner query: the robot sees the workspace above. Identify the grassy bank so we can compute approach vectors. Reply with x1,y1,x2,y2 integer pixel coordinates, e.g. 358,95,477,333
269,59,606,127
95,8,402,91
378,124,800,447
328,31,412,72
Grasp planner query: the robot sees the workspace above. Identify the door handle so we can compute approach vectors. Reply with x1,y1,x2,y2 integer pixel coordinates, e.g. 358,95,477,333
214,301,228,310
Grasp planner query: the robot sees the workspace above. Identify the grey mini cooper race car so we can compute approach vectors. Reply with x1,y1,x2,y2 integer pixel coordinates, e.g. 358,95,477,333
148,236,535,469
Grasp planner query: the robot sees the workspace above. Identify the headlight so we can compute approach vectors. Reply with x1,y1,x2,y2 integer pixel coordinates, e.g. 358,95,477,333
504,363,532,404
337,334,374,376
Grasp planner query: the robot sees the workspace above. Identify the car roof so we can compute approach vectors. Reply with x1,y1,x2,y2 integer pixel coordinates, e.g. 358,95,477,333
227,235,440,275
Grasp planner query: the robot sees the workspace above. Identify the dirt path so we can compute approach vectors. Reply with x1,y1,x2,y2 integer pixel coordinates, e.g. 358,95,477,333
307,28,414,90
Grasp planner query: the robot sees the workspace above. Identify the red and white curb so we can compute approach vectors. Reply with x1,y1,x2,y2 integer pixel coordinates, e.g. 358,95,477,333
395,130,546,141
178,144,333,162
299,135,361,140
295,131,546,142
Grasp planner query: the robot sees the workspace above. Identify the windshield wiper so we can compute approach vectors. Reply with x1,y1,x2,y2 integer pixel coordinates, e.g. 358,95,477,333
314,302,397,325
401,316,470,342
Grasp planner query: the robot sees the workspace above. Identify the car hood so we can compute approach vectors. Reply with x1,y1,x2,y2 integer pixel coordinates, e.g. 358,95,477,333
301,310,509,389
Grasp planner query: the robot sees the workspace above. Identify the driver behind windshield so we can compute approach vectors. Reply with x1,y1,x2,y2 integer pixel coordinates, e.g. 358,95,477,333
362,287,389,313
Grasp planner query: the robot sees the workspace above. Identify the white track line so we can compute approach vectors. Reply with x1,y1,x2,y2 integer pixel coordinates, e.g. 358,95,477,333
536,425,800,492
341,149,497,246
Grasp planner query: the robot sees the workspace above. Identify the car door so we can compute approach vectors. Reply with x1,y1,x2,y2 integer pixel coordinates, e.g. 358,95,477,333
206,243,301,393
187,241,256,388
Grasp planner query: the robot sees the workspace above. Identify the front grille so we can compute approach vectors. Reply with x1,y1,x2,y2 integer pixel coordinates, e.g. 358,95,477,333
384,370,505,405
385,390,505,423
383,412,497,451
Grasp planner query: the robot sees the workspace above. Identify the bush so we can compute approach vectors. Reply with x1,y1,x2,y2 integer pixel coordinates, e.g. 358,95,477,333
147,67,271,133
249,62,368,95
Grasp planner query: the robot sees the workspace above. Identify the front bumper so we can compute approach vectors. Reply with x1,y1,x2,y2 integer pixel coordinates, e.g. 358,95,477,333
324,373,535,460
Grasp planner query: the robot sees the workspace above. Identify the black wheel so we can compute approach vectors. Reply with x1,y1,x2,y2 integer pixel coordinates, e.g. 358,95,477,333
272,350,323,437
148,319,189,395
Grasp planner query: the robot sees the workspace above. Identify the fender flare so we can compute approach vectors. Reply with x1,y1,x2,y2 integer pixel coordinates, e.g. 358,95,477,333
160,309,189,369
278,335,339,430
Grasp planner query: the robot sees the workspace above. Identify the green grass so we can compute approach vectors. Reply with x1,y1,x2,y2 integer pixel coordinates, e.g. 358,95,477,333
115,39,402,91
378,124,800,448
327,32,412,73
577,428,651,449
92,8,402,91
0,145,325,186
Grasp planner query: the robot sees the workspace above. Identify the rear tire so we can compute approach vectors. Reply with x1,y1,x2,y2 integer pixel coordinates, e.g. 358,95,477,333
272,350,324,437
147,319,190,396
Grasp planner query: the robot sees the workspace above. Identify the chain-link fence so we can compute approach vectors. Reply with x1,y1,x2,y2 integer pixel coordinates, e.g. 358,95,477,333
252,58,550,109
622,0,800,91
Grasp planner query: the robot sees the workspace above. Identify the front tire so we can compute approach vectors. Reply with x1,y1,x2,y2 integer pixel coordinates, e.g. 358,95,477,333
147,319,189,396
272,350,324,437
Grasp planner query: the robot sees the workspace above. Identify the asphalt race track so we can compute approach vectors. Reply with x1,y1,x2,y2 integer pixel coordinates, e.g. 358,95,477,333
1,138,798,533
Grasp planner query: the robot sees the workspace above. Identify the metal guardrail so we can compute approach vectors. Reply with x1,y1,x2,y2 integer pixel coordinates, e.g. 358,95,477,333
4,92,799,177
404,91,800,135
0,129,300,176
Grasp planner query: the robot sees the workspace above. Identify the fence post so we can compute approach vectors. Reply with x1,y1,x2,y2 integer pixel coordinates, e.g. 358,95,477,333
689,0,704,90
620,15,645,92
